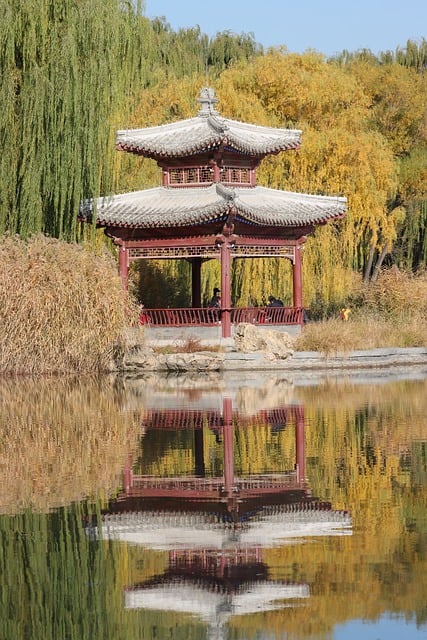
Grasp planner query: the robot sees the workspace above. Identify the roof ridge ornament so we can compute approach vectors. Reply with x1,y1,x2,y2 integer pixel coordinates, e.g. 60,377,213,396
207,115,229,135
197,86,219,116
216,183,236,202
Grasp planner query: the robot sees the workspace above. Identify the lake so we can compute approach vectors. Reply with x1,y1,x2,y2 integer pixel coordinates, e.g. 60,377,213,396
1,369,426,640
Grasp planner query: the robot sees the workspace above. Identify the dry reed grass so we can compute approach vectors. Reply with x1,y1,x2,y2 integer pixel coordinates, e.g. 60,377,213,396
297,268,427,354
0,376,141,514
358,267,427,317
295,313,427,354
0,234,138,374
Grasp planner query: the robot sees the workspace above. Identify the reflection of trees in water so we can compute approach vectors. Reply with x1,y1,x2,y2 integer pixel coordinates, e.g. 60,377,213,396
0,502,204,640
135,427,196,476
0,376,141,514
1,374,426,639
294,378,427,636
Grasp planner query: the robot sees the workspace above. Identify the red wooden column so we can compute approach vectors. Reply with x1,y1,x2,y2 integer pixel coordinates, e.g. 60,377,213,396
295,406,306,484
123,454,133,494
220,241,232,338
118,242,129,290
222,397,235,496
191,257,202,308
292,243,303,308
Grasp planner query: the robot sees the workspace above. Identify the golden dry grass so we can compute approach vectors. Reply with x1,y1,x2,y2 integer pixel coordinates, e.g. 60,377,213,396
296,268,427,354
0,376,141,514
153,336,223,354
295,313,427,354
0,234,139,374
358,267,427,317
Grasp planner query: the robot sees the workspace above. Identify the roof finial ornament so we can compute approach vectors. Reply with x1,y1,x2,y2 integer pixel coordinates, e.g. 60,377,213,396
197,87,219,116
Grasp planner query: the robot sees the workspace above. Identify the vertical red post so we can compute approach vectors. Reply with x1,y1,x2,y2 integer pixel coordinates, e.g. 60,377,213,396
292,243,303,309
123,454,133,494
213,163,221,182
220,241,232,338
295,406,306,484
222,397,234,496
119,243,129,290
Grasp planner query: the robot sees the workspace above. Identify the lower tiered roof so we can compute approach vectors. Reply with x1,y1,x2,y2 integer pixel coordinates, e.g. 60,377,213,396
88,183,346,233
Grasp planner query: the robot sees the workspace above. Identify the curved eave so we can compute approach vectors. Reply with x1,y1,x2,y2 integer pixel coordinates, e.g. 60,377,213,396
235,187,347,227
94,185,230,229
116,140,301,160
116,115,302,159
92,184,347,230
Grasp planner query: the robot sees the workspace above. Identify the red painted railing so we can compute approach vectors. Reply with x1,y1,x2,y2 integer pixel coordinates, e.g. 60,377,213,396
141,407,292,430
127,472,300,495
231,306,304,325
140,306,304,327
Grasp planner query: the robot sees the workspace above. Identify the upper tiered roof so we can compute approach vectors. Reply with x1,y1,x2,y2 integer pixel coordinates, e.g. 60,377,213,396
116,87,302,159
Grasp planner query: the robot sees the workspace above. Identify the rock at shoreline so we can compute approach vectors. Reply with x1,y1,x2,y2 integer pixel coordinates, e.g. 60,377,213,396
114,348,224,373
156,351,224,372
234,323,295,360
111,328,225,373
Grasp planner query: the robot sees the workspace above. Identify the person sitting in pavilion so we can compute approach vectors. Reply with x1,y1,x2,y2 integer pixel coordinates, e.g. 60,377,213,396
267,295,284,308
207,287,221,322
208,287,221,309
265,294,284,322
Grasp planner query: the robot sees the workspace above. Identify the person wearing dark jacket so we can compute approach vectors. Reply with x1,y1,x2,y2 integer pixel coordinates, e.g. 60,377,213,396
208,287,221,309
207,287,221,322
267,295,284,307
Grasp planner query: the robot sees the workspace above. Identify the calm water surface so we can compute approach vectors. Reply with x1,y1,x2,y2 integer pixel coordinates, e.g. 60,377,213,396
1,370,426,640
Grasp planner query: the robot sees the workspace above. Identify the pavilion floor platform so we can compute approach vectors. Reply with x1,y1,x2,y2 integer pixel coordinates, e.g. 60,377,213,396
143,323,302,350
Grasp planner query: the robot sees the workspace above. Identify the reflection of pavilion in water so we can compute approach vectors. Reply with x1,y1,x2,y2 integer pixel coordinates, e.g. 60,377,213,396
101,396,351,639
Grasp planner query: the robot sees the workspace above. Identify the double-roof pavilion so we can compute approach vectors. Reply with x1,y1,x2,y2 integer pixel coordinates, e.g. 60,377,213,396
84,87,346,337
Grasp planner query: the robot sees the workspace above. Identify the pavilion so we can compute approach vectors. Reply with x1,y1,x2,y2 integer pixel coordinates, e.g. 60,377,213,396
80,87,346,338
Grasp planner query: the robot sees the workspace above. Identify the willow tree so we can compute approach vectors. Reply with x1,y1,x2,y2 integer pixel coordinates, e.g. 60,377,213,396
395,149,427,270
333,38,427,72
144,18,262,82
342,58,427,278
0,0,150,240
221,52,427,287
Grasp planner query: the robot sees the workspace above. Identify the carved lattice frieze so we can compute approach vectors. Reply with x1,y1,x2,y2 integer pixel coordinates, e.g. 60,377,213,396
128,244,295,260
231,245,295,258
128,245,220,259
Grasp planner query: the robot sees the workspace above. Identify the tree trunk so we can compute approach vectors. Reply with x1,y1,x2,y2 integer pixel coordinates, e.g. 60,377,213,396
371,244,390,282
363,243,376,283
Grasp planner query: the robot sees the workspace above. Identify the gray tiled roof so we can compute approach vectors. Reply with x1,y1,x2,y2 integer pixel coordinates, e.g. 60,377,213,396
116,88,301,158
94,183,346,229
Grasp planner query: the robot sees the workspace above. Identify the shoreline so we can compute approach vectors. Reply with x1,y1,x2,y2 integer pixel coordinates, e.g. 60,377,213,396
117,338,427,376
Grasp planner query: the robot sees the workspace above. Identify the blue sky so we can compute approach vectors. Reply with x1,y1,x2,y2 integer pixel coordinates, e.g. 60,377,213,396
144,0,426,58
